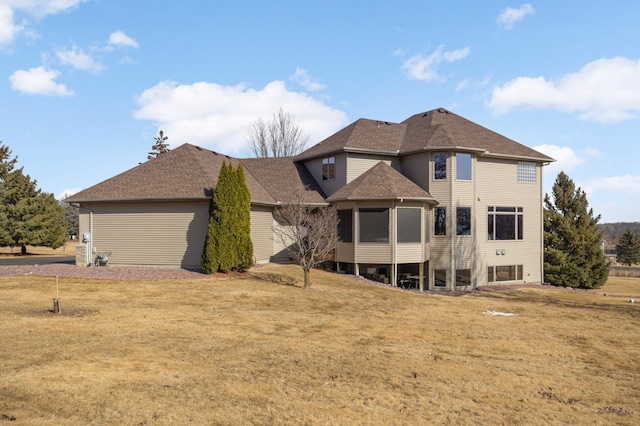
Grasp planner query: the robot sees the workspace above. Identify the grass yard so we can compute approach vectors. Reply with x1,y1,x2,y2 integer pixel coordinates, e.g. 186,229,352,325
0,264,638,425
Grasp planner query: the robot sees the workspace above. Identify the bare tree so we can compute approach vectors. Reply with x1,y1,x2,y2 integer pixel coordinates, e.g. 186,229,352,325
272,190,339,288
247,108,310,157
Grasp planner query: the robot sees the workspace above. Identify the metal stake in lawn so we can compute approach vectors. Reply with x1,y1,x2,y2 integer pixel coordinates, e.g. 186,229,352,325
52,275,61,314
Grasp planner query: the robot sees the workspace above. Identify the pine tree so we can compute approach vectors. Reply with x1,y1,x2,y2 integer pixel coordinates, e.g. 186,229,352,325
616,229,640,266
148,130,170,160
544,172,609,288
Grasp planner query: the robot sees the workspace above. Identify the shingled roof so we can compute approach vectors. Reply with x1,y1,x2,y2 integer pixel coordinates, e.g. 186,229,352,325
326,162,437,203
66,144,274,204
241,157,326,205
297,108,554,162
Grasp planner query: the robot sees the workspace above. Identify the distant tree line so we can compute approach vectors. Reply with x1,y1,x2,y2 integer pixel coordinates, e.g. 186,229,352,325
0,142,67,254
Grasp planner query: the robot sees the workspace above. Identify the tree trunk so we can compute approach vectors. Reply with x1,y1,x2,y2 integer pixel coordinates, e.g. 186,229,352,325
303,268,312,289
21,245,27,255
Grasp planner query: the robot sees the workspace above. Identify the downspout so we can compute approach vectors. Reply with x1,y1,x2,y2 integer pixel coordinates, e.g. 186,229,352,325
540,164,545,284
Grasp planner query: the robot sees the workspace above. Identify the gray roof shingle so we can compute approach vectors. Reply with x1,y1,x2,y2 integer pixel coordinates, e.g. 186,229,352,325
66,144,274,203
326,162,436,203
298,108,554,162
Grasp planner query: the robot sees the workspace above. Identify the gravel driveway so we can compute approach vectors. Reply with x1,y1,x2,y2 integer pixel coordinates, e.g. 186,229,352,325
0,264,209,280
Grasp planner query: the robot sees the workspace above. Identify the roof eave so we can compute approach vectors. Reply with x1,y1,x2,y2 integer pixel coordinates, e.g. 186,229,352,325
480,152,556,162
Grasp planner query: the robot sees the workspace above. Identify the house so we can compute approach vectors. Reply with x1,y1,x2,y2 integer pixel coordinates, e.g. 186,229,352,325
66,108,554,291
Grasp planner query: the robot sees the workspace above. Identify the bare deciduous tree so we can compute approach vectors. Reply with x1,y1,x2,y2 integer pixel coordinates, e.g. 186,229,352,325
247,108,310,157
272,190,339,289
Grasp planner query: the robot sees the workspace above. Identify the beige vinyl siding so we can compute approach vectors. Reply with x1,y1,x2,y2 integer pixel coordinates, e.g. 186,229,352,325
80,201,209,269
336,243,355,263
250,206,273,263
401,152,430,191
303,153,347,197
271,217,293,262
346,153,400,184
396,243,422,263
475,158,543,284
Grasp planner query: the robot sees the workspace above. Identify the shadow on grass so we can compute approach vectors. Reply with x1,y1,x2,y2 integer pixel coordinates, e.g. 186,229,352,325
472,288,638,316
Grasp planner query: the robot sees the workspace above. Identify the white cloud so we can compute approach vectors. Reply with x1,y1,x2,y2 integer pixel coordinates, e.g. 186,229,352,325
455,79,469,91
58,188,83,200
497,3,535,29
401,45,470,82
489,57,640,123
56,46,104,73
533,144,584,174
0,0,86,47
133,80,348,156
290,67,325,92
108,30,139,48
9,66,74,96
585,175,640,194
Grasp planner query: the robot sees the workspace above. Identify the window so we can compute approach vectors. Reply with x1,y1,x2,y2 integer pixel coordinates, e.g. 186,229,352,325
488,207,523,240
434,207,446,236
434,152,446,180
397,208,421,243
456,153,471,180
456,269,471,286
337,209,353,243
488,265,523,282
434,269,447,287
518,162,536,183
456,207,471,235
322,156,335,180
359,208,389,243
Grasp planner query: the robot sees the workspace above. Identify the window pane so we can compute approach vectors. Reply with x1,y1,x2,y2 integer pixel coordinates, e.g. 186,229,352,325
517,213,523,240
397,208,421,243
322,157,335,180
359,208,389,243
434,207,446,236
337,209,353,243
434,153,446,180
456,207,471,235
495,215,515,240
434,269,447,287
517,265,523,280
456,269,471,286
488,214,494,240
456,153,471,180
496,265,516,281
518,162,536,183
488,266,495,282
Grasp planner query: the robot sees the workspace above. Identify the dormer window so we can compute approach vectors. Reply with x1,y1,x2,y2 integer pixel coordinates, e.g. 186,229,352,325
322,156,335,180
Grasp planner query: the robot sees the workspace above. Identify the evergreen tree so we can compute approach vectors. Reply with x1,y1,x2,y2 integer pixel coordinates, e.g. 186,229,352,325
201,161,254,273
0,142,67,254
233,163,253,270
544,172,609,288
616,229,640,266
148,130,170,160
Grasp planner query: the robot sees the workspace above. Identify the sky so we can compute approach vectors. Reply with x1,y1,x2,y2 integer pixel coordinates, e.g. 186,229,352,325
1,1,639,223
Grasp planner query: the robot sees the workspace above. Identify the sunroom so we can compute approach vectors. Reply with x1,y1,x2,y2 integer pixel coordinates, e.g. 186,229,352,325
326,162,437,290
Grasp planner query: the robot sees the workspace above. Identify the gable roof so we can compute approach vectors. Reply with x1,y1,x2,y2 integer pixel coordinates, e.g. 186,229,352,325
241,157,327,205
297,107,554,163
66,143,274,204
326,162,437,203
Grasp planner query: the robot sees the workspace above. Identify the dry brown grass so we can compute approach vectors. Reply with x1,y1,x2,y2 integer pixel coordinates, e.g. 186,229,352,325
0,241,76,257
1,265,638,425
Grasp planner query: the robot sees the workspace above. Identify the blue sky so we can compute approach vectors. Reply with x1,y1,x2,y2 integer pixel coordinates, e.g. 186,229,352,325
1,1,639,223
